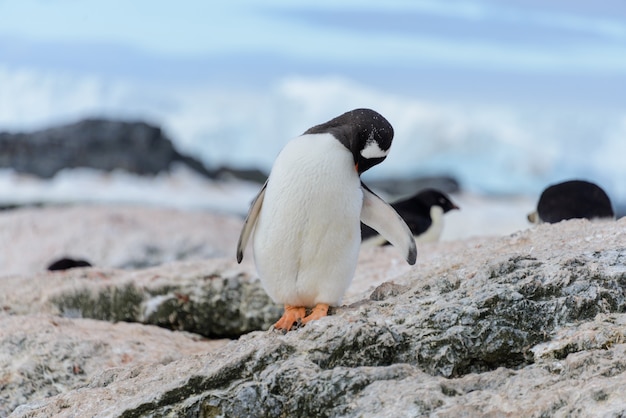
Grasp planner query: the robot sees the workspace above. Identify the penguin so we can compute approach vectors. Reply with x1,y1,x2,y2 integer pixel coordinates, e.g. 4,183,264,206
237,109,417,331
47,257,92,271
361,188,459,246
527,179,615,224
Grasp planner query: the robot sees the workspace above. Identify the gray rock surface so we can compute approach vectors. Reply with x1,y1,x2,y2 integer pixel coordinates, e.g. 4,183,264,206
1,259,281,339
0,314,227,417
3,214,626,417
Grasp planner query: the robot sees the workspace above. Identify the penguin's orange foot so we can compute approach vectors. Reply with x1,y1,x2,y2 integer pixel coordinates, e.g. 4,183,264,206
273,305,306,331
302,303,330,325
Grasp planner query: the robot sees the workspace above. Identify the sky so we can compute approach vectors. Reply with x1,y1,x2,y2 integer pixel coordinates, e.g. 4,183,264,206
1,0,625,107
1,0,626,205
2,1,625,60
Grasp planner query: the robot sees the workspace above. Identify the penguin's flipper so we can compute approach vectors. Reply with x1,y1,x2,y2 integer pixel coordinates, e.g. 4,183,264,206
236,181,267,263
361,184,417,265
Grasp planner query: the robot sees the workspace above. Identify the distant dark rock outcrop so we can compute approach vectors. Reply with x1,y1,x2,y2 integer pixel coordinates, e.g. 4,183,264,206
368,175,460,198
0,118,214,178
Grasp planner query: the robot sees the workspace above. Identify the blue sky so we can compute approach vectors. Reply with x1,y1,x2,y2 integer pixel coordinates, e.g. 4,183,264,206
1,0,626,106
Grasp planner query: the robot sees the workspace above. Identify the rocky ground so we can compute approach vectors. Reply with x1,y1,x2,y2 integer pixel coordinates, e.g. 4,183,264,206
1,205,625,417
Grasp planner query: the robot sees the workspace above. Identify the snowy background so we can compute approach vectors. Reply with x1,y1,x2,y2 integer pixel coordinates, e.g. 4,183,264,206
1,0,625,231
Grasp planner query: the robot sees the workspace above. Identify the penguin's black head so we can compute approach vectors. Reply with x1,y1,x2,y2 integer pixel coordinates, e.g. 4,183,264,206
412,189,459,213
304,108,394,174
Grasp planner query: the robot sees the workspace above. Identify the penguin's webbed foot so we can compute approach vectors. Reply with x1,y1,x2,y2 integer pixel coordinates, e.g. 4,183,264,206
301,303,329,325
273,305,306,332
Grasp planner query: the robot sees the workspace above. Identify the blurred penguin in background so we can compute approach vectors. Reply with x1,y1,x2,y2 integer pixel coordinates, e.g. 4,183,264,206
362,188,459,246
527,180,614,224
47,257,92,271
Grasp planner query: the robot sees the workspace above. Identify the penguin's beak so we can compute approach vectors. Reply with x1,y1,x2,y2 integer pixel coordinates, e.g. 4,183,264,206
354,162,359,172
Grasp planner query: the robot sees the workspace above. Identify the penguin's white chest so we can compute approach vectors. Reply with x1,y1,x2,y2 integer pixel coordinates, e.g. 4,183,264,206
416,206,445,243
253,133,362,307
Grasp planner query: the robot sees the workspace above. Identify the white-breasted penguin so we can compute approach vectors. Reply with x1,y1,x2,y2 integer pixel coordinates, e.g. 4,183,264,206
527,179,614,224
361,189,459,246
237,108,417,331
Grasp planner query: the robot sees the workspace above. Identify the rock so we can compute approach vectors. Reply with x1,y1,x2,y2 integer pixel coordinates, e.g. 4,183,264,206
367,175,460,198
211,166,268,184
0,314,226,417
5,217,626,416
1,259,281,339
0,118,273,186
0,118,213,178
0,205,244,275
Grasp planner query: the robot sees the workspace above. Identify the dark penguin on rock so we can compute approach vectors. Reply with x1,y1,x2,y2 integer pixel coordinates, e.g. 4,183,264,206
47,257,92,271
237,109,417,331
361,188,459,246
528,179,615,224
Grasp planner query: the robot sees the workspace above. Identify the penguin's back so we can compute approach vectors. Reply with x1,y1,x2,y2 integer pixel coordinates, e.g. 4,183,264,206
535,180,614,223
